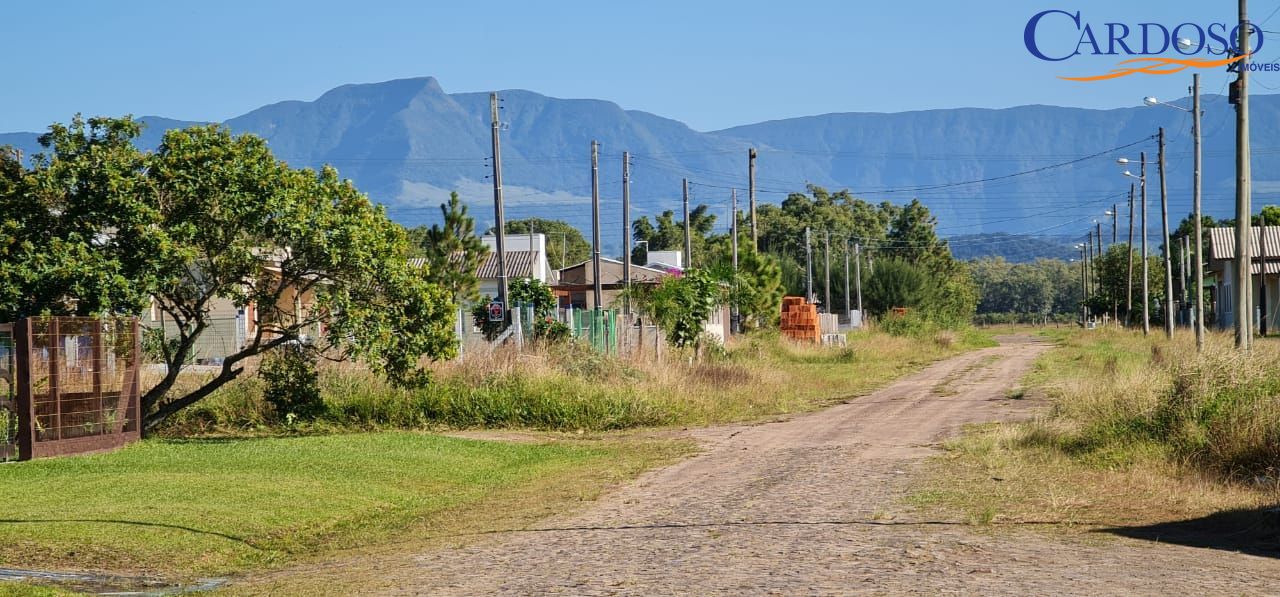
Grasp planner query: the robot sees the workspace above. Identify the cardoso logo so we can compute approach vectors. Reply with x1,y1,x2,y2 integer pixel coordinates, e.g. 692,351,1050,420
1024,10,1259,81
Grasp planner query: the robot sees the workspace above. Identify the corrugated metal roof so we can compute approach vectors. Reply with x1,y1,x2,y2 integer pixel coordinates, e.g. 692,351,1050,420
407,251,535,279
1207,226,1280,261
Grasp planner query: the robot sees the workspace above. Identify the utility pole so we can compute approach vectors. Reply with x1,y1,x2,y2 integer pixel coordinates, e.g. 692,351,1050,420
1193,72,1206,351
1181,235,1189,320
805,227,813,303
844,238,852,326
1087,231,1094,300
1141,152,1150,336
1112,204,1118,244
854,243,863,325
749,148,758,249
1262,222,1270,336
1080,246,1089,324
1127,183,1136,327
1096,221,1104,316
489,93,510,321
622,151,631,315
1159,128,1174,339
1234,0,1253,349
591,141,603,312
823,231,832,313
682,178,692,268
731,189,739,334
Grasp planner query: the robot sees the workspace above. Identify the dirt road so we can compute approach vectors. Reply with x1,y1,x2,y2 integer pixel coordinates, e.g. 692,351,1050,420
281,336,1280,594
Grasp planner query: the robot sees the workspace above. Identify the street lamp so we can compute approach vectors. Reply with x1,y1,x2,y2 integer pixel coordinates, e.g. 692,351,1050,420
1144,76,1206,352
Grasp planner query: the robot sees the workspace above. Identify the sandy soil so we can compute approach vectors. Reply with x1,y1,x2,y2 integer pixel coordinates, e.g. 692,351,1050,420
242,335,1280,595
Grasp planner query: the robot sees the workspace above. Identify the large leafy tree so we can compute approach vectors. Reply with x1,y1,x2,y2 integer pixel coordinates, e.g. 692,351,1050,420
0,116,158,321
632,206,716,266
414,192,489,303
2,118,457,431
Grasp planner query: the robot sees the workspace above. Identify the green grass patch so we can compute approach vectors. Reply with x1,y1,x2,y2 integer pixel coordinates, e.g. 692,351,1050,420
0,432,685,578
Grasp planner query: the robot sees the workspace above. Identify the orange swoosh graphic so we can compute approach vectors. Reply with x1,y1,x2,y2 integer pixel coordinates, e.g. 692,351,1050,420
1060,54,1248,82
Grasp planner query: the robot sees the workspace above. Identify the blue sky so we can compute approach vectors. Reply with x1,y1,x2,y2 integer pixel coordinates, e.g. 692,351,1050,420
3,1,1277,132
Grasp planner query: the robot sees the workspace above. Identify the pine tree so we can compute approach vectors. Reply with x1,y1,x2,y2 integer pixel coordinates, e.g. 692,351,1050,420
421,192,490,303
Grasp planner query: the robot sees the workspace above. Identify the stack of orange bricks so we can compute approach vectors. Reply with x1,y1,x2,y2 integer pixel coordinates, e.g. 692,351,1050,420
780,296,820,343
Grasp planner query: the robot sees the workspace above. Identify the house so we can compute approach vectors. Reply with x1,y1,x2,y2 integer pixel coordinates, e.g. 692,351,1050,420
553,257,731,343
144,253,325,364
554,257,674,311
408,233,551,302
1206,225,1280,330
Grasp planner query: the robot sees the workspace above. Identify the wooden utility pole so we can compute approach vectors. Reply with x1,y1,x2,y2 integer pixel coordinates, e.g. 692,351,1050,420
682,178,692,268
1235,0,1253,349
731,189,739,334
1193,72,1206,351
1159,128,1174,339
805,227,813,302
489,93,510,319
622,151,631,315
1127,183,1136,326
591,141,602,310
749,148,758,249
1141,152,1150,336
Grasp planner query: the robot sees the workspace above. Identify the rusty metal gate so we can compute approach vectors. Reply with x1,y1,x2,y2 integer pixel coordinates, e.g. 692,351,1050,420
0,323,18,461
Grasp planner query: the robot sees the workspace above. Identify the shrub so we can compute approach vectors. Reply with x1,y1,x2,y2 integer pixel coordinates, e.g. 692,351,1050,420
260,345,323,421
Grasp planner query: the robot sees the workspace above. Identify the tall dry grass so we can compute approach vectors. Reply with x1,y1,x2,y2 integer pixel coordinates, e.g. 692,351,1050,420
156,328,989,436
1021,327,1280,480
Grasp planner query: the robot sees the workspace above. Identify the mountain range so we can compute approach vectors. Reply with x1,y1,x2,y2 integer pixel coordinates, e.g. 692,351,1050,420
4,76,1279,256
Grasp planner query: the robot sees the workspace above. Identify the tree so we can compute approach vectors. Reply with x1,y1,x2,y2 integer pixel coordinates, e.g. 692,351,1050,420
631,206,716,266
492,218,589,270
417,192,490,303
702,223,784,330
863,259,935,316
0,116,157,322
885,198,950,265
2,118,459,431
646,268,723,352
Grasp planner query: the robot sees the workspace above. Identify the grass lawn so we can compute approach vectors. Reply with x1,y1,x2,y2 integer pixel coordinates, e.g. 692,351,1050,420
0,432,689,580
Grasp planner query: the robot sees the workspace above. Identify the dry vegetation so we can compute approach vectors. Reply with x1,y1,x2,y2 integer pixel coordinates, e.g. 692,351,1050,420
154,328,993,436
912,326,1280,531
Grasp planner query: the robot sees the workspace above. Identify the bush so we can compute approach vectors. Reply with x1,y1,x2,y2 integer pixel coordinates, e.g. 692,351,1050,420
260,345,323,421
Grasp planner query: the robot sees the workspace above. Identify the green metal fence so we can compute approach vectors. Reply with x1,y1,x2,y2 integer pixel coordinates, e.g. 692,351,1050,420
568,308,618,354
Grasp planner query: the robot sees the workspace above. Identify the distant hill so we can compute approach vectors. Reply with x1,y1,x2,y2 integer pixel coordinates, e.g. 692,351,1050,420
947,233,1076,263
4,76,1277,254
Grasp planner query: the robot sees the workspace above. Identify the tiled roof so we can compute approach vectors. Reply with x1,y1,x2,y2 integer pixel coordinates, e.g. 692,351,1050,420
408,251,535,279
